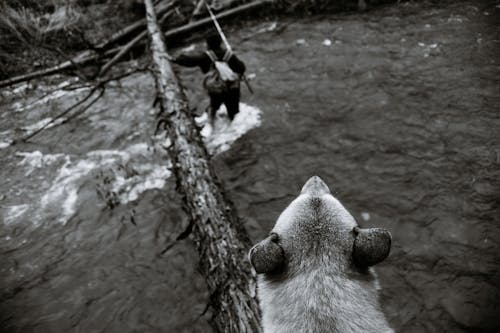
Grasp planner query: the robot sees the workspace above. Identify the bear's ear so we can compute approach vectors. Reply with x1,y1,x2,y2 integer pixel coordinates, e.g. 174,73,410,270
248,233,285,274
353,227,391,267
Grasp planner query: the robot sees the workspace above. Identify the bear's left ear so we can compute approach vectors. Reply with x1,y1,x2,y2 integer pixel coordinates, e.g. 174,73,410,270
353,227,391,267
248,233,285,274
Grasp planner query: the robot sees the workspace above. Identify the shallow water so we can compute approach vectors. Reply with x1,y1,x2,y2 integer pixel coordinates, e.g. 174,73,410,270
1,1,499,332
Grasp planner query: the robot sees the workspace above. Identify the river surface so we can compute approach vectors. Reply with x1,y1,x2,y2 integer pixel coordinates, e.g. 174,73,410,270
1,1,499,332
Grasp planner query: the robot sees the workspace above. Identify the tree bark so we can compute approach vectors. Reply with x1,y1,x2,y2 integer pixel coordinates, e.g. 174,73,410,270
143,0,262,332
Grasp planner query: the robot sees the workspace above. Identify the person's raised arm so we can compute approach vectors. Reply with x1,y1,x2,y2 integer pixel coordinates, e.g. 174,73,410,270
172,51,206,68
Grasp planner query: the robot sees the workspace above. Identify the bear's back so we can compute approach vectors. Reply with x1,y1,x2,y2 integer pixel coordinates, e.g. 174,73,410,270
258,262,392,333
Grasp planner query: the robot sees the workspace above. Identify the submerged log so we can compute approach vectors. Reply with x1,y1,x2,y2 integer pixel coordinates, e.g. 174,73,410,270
143,0,262,332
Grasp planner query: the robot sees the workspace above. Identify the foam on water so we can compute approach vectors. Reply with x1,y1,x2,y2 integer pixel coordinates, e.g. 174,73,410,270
16,151,66,175
40,158,98,224
111,163,171,203
8,78,87,113
4,103,262,226
3,141,172,226
3,204,30,225
0,78,85,150
0,117,68,150
39,143,170,225
21,117,66,135
0,130,13,149
0,140,13,149
199,103,262,154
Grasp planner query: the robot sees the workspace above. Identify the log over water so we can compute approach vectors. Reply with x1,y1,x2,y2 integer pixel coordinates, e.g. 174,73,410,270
143,0,262,332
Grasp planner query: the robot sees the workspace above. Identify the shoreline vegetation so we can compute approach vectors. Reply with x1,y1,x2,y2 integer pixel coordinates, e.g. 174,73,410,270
1,0,404,84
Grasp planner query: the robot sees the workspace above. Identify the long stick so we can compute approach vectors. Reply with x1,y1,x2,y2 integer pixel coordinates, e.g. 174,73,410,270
204,1,232,52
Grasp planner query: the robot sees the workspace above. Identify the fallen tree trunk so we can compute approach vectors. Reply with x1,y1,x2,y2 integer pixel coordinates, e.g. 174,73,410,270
144,0,262,332
0,0,268,89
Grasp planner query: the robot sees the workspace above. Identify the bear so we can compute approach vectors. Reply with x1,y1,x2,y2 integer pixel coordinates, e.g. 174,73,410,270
249,176,393,333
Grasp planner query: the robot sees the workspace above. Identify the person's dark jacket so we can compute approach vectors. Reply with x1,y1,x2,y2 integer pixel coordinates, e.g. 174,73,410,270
173,48,246,75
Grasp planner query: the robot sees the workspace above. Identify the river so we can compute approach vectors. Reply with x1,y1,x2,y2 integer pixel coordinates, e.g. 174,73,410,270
1,1,499,332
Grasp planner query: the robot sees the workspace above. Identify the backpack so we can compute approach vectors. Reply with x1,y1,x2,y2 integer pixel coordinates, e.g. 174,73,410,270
203,50,240,94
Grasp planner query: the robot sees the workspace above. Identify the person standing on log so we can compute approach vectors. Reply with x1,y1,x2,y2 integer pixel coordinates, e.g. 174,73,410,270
172,33,246,126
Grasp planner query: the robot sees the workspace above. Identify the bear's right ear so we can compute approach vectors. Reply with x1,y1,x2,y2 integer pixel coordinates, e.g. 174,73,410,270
248,233,285,274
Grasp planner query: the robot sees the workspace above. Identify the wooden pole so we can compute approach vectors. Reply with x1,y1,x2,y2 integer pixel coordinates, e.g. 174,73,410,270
143,0,262,332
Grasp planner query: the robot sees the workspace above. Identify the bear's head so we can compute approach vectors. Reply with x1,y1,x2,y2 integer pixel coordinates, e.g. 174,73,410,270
249,176,391,276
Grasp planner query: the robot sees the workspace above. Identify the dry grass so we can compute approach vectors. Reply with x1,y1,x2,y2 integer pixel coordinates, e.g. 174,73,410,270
0,3,82,44
0,1,87,78
0,0,149,79
0,0,413,79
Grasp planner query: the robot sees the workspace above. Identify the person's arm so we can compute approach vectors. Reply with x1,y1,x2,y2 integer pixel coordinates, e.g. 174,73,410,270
227,54,246,75
172,51,207,68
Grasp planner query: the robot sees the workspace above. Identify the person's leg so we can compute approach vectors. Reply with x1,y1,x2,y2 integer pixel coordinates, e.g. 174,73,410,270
224,88,240,121
209,93,223,126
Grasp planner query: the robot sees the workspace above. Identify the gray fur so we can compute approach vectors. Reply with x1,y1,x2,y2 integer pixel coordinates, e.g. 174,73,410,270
249,176,393,333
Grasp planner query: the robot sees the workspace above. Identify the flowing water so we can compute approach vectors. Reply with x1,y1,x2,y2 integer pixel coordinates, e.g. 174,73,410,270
1,1,499,332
